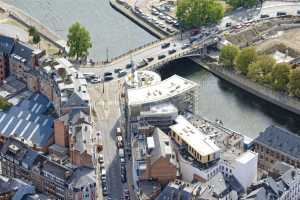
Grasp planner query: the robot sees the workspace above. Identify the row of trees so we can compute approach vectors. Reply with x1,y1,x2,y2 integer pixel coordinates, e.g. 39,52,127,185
176,0,224,28
219,45,300,97
29,26,41,46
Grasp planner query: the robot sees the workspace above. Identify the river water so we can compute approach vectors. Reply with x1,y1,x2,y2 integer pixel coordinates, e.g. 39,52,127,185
4,0,300,138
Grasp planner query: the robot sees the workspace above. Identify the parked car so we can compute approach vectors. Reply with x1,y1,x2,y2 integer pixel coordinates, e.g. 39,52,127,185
168,49,176,54
116,127,122,136
98,154,104,164
225,22,232,27
118,148,125,158
277,11,287,17
114,68,122,73
104,72,112,76
158,54,166,60
90,78,101,84
161,42,170,49
104,76,113,81
181,43,190,50
166,27,175,33
126,63,133,69
116,135,123,148
137,60,148,68
147,57,154,62
121,173,127,183
118,70,127,77
297,10,300,15
260,14,270,18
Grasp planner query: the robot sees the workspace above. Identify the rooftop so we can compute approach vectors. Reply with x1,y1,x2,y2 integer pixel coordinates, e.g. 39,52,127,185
127,75,198,106
255,125,300,160
170,115,220,156
140,102,178,118
126,70,161,88
0,92,54,147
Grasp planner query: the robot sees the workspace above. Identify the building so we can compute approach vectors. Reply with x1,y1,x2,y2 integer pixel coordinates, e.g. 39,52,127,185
0,137,96,200
132,127,178,188
125,70,161,89
253,125,300,170
243,167,300,200
171,115,257,190
0,36,15,84
0,175,36,200
0,92,54,151
126,74,199,120
139,102,178,131
170,115,221,166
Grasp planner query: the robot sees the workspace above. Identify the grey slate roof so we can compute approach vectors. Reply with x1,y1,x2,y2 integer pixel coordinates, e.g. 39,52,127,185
42,160,72,179
10,40,40,67
0,35,15,55
255,125,300,160
0,92,54,147
68,166,96,189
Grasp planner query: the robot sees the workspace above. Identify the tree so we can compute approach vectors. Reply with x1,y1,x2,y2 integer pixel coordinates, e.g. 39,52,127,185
67,22,92,60
32,32,41,45
247,55,275,84
176,0,224,28
235,47,257,75
0,98,12,110
271,63,290,91
226,0,257,9
29,26,37,36
288,68,300,98
219,44,240,68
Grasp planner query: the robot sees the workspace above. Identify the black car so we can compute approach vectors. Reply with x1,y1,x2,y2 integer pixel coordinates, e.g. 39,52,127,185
225,22,232,27
126,63,133,69
137,60,148,68
161,42,170,49
260,14,269,18
121,173,127,183
277,12,287,17
168,49,176,55
104,76,113,81
158,54,166,60
114,68,122,73
104,72,112,76
147,57,154,62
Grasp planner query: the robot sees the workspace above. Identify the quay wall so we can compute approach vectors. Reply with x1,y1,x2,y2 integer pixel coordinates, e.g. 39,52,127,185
109,0,167,39
0,1,66,51
191,57,300,116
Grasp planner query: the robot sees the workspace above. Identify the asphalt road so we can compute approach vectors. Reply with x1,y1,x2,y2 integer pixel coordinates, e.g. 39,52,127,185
89,81,124,200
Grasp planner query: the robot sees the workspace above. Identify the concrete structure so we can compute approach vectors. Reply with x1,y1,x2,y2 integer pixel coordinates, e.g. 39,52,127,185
253,125,300,170
0,137,96,200
125,70,161,88
126,75,199,119
171,115,257,191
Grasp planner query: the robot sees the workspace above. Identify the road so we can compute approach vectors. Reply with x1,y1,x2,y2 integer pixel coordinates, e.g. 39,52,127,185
89,80,124,200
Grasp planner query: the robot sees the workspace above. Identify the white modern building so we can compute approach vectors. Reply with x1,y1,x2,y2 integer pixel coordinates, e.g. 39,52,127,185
126,74,199,120
125,70,161,88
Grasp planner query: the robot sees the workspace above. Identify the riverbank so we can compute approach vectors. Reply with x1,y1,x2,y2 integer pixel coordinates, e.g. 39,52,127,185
0,0,66,52
191,57,300,116
109,0,166,39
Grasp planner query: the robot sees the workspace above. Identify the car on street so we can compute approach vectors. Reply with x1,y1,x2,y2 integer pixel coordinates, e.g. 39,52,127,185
137,60,148,68
225,22,232,27
121,172,127,183
104,72,112,76
119,148,125,158
90,78,101,84
277,11,287,17
98,154,104,164
168,49,176,55
260,14,270,18
126,63,133,69
166,27,175,33
116,127,122,136
158,54,166,60
114,68,122,73
104,76,113,81
181,43,190,49
161,42,170,49
297,10,300,15
147,57,154,62
116,135,123,148
118,70,127,77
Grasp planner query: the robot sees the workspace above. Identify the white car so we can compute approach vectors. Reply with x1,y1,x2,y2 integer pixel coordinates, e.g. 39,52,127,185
90,78,101,84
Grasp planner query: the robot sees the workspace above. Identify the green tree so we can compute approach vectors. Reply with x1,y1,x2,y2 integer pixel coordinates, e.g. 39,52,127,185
247,55,275,83
219,44,240,68
32,32,41,45
288,68,300,97
67,22,92,60
29,26,37,36
0,98,12,110
235,47,257,75
271,63,290,91
226,0,257,9
176,0,224,28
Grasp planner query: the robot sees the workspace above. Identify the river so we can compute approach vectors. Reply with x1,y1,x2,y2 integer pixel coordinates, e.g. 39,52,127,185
4,0,300,138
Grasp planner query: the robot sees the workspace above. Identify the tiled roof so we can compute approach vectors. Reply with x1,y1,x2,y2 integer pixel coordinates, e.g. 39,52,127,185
0,35,15,55
255,125,300,159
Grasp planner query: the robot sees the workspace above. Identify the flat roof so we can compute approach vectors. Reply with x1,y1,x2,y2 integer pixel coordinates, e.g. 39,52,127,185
170,115,220,156
235,151,257,164
127,75,198,106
